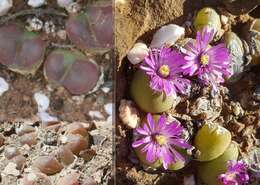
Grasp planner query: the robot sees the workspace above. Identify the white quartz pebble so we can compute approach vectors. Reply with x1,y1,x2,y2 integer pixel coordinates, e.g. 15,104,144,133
0,0,12,16
127,42,149,65
0,77,9,96
28,0,46,8
150,24,185,48
34,92,49,112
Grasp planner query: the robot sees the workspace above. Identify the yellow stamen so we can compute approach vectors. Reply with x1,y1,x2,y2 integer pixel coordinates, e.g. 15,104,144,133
159,65,170,77
200,54,209,65
155,135,167,146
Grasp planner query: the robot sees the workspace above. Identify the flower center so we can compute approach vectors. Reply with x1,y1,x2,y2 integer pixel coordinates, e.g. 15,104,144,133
158,65,170,77
200,54,209,65
155,135,167,146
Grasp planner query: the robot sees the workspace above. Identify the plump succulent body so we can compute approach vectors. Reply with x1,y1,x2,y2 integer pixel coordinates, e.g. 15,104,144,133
0,24,46,75
194,123,232,161
44,49,100,95
198,142,239,185
130,70,175,113
194,7,222,39
223,32,245,81
66,1,113,53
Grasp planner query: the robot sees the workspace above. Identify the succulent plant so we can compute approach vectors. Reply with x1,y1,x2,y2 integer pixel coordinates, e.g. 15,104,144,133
194,7,222,39
220,0,260,15
194,123,232,161
66,1,113,53
223,32,245,82
244,19,260,64
168,149,191,171
0,24,46,75
130,70,175,113
44,49,101,95
198,142,239,185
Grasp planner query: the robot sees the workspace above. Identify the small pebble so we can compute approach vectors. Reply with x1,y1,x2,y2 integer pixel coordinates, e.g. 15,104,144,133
16,124,35,136
27,0,46,8
56,146,75,165
11,155,26,170
0,77,9,96
65,122,88,137
79,149,96,162
57,29,67,40
26,17,43,31
4,146,20,159
82,177,98,185
34,92,49,112
65,2,81,13
20,133,38,146
21,172,51,185
44,21,56,35
3,162,20,176
33,156,63,175
57,0,73,8
104,103,113,115
89,111,104,120
101,87,110,93
0,0,12,16
37,111,59,123
65,134,89,155
57,171,80,185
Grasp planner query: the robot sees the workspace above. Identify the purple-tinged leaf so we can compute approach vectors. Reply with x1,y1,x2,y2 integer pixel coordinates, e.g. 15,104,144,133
44,49,100,95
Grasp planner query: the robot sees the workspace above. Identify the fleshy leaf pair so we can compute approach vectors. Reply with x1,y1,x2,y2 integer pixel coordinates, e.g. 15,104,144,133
0,24,101,95
66,1,113,53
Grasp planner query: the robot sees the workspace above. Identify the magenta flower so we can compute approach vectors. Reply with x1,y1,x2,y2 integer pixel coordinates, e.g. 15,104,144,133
218,160,249,185
181,27,231,91
140,48,190,96
132,113,192,169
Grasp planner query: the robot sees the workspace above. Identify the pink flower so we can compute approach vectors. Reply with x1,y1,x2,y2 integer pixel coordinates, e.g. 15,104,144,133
181,27,231,91
140,47,190,96
219,160,249,185
132,113,192,169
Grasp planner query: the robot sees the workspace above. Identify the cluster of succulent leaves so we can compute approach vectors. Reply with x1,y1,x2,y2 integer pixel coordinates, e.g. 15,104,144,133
0,1,113,95
129,6,255,185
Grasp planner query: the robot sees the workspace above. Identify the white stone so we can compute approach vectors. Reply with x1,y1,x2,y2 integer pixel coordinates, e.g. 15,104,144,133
44,21,55,34
37,112,58,123
57,0,73,8
89,111,104,119
27,173,37,181
34,92,49,112
3,162,20,176
26,17,43,31
65,2,81,13
221,15,229,26
127,42,149,65
104,103,113,115
101,87,110,93
150,24,185,48
27,0,46,8
57,30,67,40
0,77,9,96
0,0,12,16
